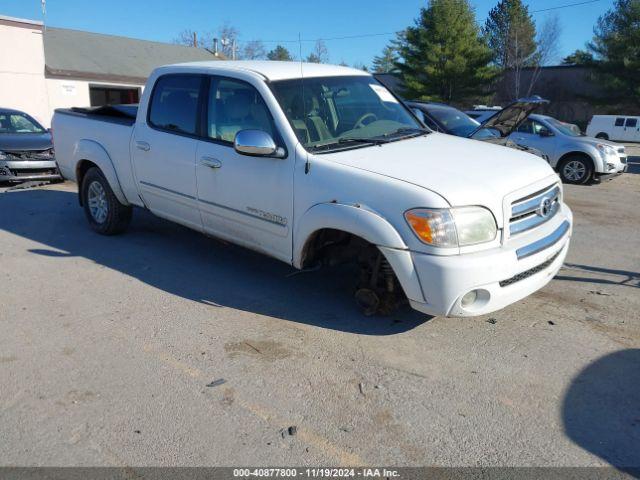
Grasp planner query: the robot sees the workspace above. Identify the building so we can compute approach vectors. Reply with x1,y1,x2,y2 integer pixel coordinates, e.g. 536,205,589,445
0,15,218,127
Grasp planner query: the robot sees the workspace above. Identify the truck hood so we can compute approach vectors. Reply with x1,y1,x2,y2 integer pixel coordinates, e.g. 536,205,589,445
320,133,558,224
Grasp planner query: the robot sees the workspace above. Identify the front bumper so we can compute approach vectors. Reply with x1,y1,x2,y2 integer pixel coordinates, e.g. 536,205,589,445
407,205,573,317
0,159,61,182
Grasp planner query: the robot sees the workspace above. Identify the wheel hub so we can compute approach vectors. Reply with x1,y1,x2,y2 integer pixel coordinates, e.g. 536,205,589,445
87,181,108,224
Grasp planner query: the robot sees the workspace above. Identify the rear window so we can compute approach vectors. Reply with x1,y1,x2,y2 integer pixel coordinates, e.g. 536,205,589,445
148,75,202,135
615,118,625,127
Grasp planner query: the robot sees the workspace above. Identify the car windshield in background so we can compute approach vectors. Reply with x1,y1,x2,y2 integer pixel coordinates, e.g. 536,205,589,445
548,118,582,137
271,76,425,152
425,105,487,138
0,112,46,134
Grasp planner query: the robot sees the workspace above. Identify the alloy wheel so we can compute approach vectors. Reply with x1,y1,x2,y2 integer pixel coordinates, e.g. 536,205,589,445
87,180,108,224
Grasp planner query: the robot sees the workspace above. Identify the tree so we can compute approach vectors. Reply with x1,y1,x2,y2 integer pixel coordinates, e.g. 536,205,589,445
562,49,594,65
372,44,400,73
306,40,329,63
267,45,293,61
484,0,537,70
218,22,240,59
525,15,562,96
242,40,266,60
173,29,213,49
396,0,496,102
588,0,640,106
353,62,369,72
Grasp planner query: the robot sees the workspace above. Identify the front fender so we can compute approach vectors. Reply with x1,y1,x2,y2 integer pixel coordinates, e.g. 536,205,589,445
73,139,129,205
559,145,604,173
293,202,408,268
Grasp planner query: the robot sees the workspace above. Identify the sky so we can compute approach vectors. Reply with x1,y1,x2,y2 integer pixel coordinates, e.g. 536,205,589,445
0,0,616,66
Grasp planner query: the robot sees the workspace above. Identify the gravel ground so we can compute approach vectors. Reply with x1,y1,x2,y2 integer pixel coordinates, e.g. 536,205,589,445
0,169,638,468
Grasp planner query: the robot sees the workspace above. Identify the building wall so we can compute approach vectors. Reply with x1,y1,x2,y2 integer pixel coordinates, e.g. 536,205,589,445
45,77,144,122
0,18,50,126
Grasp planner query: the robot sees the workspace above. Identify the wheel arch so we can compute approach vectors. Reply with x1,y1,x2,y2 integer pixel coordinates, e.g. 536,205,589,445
557,151,598,172
73,140,129,206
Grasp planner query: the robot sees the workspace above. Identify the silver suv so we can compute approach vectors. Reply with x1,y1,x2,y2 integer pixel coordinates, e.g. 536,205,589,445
508,114,627,184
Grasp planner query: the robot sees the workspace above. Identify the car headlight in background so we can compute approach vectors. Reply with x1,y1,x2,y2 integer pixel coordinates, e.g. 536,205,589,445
597,143,617,160
405,207,497,248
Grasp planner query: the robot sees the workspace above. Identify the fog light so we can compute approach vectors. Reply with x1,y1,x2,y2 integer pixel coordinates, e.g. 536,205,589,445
461,290,478,308
607,163,615,170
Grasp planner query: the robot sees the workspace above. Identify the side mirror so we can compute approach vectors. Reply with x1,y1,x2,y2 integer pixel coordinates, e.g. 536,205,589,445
411,108,426,124
539,129,554,137
234,130,285,158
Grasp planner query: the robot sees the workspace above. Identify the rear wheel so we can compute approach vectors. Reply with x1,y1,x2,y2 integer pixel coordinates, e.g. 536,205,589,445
595,132,609,140
81,167,132,235
558,155,594,185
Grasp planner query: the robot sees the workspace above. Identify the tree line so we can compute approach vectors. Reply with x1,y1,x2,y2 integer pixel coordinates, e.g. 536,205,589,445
373,0,640,106
175,0,640,107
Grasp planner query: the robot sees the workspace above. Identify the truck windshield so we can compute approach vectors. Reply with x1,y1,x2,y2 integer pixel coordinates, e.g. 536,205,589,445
271,76,425,152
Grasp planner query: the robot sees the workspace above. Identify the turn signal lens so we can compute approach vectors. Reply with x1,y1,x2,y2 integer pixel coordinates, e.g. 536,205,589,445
404,209,458,247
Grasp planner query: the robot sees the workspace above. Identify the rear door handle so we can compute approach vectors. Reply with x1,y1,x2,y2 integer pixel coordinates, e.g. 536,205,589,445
136,141,151,152
200,156,222,169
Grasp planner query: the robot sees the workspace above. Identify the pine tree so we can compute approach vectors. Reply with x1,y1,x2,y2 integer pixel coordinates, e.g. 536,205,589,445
372,44,400,73
397,0,495,102
589,0,640,105
484,0,537,69
267,45,293,61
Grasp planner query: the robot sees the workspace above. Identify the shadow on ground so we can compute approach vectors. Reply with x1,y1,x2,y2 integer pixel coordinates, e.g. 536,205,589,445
556,263,640,289
563,349,640,476
0,188,429,335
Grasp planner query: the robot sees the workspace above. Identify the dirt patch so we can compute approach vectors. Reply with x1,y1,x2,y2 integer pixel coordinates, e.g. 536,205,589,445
224,340,292,361
0,355,18,364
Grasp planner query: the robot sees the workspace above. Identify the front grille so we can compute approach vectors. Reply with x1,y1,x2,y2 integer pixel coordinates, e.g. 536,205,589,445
5,149,55,161
499,251,561,287
9,168,58,177
509,184,560,236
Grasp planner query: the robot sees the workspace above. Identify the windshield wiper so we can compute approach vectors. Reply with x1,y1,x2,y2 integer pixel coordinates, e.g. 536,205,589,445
338,137,391,146
381,127,430,139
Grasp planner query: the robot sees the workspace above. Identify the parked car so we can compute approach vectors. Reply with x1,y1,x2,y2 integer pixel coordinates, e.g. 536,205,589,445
52,61,572,317
0,108,60,183
408,98,548,159
586,115,640,142
509,114,628,184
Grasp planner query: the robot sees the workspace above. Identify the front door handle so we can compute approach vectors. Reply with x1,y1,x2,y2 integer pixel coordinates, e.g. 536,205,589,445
136,141,151,152
200,156,222,169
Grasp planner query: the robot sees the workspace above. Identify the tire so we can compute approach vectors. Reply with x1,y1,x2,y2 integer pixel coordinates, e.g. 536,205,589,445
81,167,132,235
558,155,594,185
595,132,609,140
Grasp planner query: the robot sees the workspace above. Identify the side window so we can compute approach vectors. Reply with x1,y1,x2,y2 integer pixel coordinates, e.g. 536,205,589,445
615,117,625,127
532,121,550,135
207,77,274,143
517,119,534,134
148,75,202,135
626,118,637,128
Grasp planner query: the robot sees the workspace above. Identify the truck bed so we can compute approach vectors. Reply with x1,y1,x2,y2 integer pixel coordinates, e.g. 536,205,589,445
54,104,139,126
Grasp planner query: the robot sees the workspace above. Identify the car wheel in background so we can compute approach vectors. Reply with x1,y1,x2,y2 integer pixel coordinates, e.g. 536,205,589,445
81,167,132,235
558,155,594,185
595,133,609,140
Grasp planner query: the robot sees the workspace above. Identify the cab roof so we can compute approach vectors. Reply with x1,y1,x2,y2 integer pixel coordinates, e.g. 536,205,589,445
167,60,371,81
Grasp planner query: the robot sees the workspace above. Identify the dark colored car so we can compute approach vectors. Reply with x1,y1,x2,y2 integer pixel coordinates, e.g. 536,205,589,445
406,97,549,159
0,108,60,183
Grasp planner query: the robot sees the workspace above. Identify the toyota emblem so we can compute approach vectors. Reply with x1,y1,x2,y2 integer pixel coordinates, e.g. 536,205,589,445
539,196,553,217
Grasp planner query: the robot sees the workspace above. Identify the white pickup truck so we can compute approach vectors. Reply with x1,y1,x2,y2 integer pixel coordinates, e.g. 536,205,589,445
52,61,573,317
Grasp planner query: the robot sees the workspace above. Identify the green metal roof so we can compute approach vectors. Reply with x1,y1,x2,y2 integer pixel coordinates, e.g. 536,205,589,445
44,27,217,84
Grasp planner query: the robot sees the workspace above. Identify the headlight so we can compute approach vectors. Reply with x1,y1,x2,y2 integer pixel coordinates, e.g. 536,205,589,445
404,207,497,247
597,144,616,159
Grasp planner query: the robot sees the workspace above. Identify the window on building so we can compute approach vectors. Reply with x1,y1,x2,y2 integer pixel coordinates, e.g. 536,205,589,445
148,75,202,135
89,85,141,107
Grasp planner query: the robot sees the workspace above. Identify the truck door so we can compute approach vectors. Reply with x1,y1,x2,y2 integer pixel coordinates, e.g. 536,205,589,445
131,74,204,230
195,75,294,263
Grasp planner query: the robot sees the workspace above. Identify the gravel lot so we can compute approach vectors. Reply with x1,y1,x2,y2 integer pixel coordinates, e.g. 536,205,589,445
0,164,639,468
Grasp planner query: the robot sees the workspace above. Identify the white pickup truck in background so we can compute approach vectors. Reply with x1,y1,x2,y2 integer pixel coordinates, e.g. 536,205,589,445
52,61,573,317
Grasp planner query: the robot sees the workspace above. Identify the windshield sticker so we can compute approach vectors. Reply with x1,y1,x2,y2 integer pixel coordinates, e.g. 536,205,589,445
369,84,398,103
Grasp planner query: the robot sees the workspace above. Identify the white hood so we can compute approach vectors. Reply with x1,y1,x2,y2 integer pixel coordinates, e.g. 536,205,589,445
321,132,558,222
